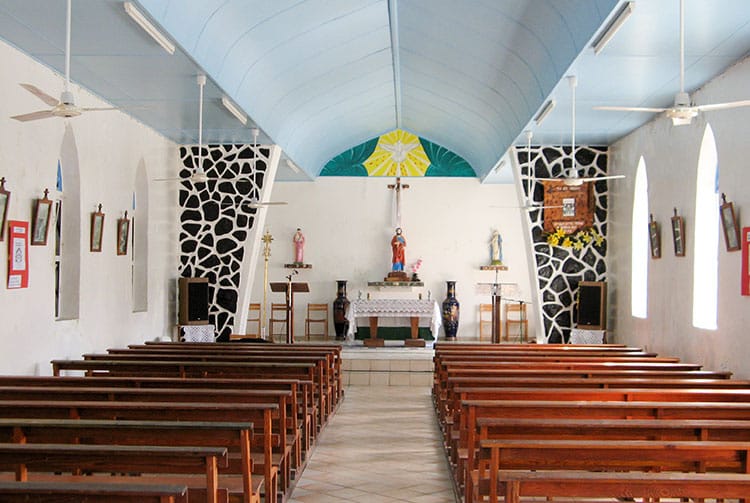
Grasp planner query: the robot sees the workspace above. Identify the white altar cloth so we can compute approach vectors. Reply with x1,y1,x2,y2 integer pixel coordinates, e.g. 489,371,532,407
345,299,442,341
180,324,215,342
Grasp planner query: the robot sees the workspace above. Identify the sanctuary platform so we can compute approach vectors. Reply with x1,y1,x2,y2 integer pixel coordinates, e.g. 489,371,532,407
340,346,434,387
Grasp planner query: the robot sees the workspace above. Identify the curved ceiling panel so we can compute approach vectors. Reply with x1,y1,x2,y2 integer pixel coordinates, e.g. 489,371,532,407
4,1,750,184
394,0,617,178
139,0,616,179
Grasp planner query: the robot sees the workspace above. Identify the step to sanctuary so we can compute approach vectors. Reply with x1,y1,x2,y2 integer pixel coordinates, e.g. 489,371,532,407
341,346,434,386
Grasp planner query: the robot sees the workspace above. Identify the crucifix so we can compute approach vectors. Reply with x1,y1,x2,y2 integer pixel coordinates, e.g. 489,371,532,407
387,177,410,228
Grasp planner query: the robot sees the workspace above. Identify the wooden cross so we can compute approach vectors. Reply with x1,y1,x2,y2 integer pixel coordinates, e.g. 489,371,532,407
387,177,410,228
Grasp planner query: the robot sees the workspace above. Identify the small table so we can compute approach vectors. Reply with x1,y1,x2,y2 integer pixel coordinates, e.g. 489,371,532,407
346,299,442,347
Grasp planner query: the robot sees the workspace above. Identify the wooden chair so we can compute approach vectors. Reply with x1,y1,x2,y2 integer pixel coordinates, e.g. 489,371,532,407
478,304,493,341
270,303,288,341
504,302,528,342
231,302,261,340
304,303,329,340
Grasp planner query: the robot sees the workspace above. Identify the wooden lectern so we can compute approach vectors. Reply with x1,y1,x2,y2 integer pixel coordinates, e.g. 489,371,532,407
270,281,309,343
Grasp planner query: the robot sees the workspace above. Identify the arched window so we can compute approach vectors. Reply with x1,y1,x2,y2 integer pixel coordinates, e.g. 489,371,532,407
692,125,719,330
631,157,648,318
57,126,81,320
132,161,149,312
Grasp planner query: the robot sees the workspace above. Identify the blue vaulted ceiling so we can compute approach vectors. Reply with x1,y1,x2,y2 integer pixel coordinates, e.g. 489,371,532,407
2,1,750,182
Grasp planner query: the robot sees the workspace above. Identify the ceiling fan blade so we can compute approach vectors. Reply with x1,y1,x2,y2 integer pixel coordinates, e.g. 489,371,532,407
578,174,626,182
247,201,288,208
695,100,750,112
593,105,668,113
81,107,120,112
11,110,56,122
19,83,59,107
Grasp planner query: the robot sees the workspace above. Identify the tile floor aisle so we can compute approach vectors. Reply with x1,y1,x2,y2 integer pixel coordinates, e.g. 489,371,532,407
288,386,457,503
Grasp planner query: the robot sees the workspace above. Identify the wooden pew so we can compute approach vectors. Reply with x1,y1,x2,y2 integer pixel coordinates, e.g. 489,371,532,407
477,440,750,503
52,358,326,433
0,384,294,491
448,386,750,437
0,417,257,503
0,443,227,503
437,376,750,428
434,342,633,350
0,400,278,503
0,480,189,503
0,375,314,457
482,470,750,503
130,343,344,405
93,350,333,424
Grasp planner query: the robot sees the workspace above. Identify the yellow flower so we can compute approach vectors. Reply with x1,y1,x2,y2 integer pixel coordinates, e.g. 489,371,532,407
562,237,572,248
573,240,584,251
582,232,593,243
547,234,559,246
554,228,566,239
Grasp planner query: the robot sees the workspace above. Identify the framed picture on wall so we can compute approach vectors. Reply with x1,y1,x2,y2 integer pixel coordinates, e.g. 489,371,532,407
649,214,661,259
671,208,685,257
0,177,9,242
720,193,741,251
90,204,104,252
30,189,52,246
116,211,129,256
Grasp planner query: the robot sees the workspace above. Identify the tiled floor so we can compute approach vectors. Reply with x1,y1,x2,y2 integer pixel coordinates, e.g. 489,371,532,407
288,386,457,503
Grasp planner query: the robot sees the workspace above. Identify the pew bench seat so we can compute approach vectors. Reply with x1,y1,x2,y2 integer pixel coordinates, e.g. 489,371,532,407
474,469,750,503
0,443,228,503
0,480,190,503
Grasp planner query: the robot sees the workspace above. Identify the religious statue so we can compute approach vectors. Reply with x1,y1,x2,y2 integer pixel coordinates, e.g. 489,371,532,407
293,228,305,264
391,227,406,271
490,230,503,265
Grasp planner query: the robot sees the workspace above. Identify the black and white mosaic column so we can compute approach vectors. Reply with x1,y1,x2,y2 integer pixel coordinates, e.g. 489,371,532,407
515,145,609,343
179,144,270,341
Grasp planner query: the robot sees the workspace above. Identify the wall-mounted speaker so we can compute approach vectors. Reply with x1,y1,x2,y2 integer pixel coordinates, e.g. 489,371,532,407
576,281,606,330
178,277,209,325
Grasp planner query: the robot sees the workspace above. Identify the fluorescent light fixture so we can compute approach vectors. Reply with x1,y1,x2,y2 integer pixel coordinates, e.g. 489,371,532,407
124,2,176,55
492,158,506,174
534,99,556,125
286,159,301,174
592,1,635,55
221,96,248,125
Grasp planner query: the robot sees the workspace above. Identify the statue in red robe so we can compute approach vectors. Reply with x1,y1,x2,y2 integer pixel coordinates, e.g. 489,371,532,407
391,227,406,271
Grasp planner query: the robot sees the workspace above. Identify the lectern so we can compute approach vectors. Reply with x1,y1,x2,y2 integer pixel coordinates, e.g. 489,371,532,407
270,281,309,343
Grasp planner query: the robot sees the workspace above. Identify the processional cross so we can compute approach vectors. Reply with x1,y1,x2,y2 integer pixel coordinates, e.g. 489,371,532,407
387,177,410,228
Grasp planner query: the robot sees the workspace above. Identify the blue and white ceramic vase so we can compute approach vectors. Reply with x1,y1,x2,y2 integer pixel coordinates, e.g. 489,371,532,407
442,281,460,340
332,280,350,340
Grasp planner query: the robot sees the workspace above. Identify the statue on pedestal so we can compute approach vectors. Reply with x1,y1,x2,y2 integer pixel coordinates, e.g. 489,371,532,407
490,230,503,265
391,227,406,271
293,228,305,264
386,227,409,282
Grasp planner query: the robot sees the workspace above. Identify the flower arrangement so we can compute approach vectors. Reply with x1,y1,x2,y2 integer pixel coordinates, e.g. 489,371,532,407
546,227,604,250
410,259,423,281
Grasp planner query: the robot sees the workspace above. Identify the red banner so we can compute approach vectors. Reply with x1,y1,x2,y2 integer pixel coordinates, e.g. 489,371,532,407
742,227,750,296
7,220,29,289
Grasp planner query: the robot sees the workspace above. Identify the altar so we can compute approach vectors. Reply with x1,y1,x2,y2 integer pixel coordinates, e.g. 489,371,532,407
345,298,442,347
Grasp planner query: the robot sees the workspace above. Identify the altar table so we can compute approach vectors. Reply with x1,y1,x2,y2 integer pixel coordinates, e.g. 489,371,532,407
345,299,442,347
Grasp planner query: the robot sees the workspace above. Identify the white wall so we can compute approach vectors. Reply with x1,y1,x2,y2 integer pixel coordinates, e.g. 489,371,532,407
0,40,180,375
251,177,536,341
608,56,750,378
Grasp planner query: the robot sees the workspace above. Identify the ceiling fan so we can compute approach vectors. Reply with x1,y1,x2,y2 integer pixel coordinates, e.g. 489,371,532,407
594,0,750,125
536,76,625,186
154,74,212,184
11,0,118,122
220,198,288,210
492,131,564,211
